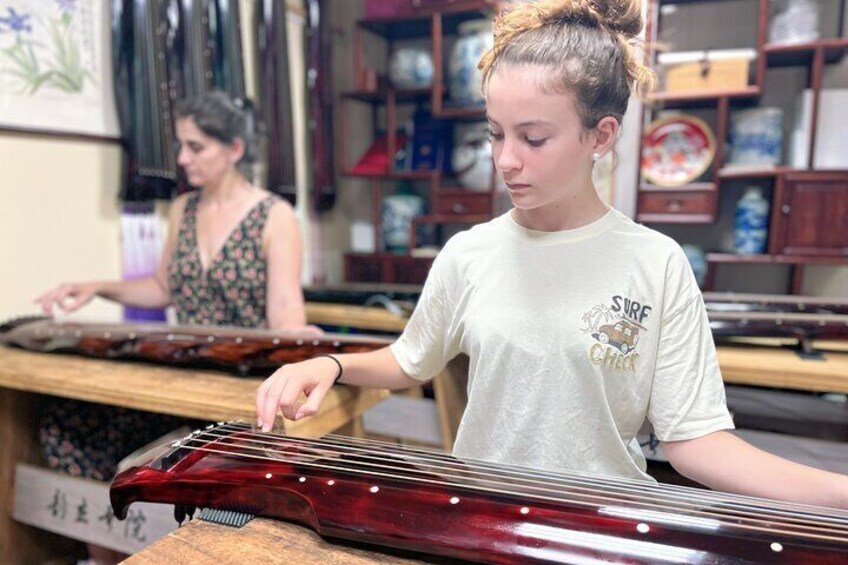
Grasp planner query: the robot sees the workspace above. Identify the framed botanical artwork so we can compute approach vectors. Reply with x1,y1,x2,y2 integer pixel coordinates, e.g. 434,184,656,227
0,0,120,140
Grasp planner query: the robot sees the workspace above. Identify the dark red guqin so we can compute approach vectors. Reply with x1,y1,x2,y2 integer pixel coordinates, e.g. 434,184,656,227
0,318,391,375
110,422,848,564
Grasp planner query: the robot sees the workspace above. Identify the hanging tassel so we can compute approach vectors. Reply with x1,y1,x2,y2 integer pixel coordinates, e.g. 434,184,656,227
121,202,166,322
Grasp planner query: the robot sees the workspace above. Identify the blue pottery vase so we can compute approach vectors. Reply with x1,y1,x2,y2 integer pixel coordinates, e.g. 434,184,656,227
733,187,770,254
448,20,492,106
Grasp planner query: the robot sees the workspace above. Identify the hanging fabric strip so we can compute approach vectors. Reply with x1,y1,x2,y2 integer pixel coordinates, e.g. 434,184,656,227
120,203,167,322
306,0,336,213
258,0,298,204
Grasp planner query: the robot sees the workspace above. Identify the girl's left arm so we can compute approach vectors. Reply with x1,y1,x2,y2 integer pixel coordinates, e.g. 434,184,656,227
663,430,848,509
264,200,310,330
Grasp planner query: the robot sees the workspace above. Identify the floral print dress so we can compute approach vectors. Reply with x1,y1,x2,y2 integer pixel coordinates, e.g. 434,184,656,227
40,192,278,480
168,191,276,328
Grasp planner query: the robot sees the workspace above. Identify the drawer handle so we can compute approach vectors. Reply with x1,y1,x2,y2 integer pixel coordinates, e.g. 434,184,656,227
452,203,467,214
667,199,683,212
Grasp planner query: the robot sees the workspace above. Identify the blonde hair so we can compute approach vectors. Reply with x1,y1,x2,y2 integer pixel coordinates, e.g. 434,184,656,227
479,0,655,130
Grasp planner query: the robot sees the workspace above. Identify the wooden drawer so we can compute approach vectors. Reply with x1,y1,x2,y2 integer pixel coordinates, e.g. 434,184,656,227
436,193,490,216
637,190,716,223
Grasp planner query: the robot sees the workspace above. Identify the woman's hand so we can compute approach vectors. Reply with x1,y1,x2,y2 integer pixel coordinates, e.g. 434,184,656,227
255,356,341,432
34,281,102,316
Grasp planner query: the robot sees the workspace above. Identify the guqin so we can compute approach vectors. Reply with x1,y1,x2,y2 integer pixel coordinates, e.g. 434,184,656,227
0,317,391,375
111,422,848,564
704,292,848,354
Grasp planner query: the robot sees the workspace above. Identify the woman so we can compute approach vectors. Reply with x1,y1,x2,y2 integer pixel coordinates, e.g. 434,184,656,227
35,91,312,564
37,91,309,330
255,0,848,509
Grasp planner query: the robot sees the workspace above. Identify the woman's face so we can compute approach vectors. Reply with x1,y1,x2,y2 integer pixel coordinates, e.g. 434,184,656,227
175,117,242,188
485,64,601,214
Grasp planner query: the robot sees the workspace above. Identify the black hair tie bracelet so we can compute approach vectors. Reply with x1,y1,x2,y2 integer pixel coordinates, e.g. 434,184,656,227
318,354,344,384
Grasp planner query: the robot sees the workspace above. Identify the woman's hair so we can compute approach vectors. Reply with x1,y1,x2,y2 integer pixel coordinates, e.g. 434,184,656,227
174,91,260,178
478,0,655,131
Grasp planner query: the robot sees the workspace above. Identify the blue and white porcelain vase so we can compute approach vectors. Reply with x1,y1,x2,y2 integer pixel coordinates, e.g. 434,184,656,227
448,20,492,106
729,108,783,167
681,244,707,288
733,187,770,254
769,0,820,45
452,121,492,191
388,47,434,89
382,192,424,253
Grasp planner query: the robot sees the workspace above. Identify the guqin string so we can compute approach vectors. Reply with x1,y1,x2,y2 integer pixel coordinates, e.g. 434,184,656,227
163,422,848,544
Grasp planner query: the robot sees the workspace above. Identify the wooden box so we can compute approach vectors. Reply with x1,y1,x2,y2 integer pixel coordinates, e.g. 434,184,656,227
658,49,755,93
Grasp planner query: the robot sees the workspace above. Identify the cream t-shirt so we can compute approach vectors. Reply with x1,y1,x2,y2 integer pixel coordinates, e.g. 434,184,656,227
390,208,734,481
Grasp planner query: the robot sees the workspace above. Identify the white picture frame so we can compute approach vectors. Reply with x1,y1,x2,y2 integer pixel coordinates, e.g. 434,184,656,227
0,0,120,139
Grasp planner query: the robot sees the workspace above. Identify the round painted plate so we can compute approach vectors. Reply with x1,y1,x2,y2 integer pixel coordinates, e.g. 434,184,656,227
641,115,716,187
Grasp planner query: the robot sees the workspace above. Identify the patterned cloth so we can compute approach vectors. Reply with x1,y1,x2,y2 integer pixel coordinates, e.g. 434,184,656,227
168,192,278,328
40,192,277,480
39,400,187,481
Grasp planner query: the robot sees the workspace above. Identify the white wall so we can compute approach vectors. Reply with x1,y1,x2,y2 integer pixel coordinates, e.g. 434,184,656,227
0,134,124,321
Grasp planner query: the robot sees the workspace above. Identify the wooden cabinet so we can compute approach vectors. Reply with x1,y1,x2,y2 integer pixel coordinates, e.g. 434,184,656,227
773,171,848,255
637,0,848,293
637,184,718,223
338,1,500,284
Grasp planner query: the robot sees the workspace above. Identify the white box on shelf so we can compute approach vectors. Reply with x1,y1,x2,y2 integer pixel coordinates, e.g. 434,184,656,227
350,220,376,253
790,88,848,169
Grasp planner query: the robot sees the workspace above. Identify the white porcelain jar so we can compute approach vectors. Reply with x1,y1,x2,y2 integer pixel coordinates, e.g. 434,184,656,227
447,19,492,106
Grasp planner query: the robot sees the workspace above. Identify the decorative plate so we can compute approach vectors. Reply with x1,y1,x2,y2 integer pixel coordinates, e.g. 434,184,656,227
641,115,716,187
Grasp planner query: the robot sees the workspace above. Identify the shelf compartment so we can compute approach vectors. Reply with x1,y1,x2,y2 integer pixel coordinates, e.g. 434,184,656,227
344,253,435,285
342,170,436,180
358,1,494,40
706,253,848,265
764,38,848,67
414,214,491,224
637,187,717,224
639,182,717,192
341,87,434,104
435,106,487,119
648,86,760,108
435,190,492,216
717,166,789,179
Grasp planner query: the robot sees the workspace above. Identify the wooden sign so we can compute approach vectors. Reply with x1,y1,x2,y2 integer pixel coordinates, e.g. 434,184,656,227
13,464,177,554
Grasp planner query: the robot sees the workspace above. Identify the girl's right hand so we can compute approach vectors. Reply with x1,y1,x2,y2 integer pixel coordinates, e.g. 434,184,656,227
255,356,342,432
34,282,102,316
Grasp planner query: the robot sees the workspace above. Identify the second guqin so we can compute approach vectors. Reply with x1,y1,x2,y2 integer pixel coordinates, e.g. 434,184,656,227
0,317,391,374
111,422,848,564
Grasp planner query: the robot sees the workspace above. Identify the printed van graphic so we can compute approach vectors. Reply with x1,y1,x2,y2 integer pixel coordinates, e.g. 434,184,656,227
581,295,652,372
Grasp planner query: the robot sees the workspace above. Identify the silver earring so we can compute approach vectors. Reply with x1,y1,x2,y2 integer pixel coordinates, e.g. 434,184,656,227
592,152,601,161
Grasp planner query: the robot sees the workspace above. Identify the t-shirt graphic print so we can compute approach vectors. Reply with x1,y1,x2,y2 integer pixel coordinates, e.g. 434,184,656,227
582,294,653,373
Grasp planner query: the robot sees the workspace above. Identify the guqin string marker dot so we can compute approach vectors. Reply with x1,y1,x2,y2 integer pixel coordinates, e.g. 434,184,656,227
318,354,344,384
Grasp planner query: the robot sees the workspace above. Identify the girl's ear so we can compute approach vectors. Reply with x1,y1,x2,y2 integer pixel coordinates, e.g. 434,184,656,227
593,116,620,158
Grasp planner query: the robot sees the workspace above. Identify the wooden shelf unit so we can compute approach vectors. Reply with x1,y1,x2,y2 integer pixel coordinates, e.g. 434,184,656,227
338,0,501,284
636,0,848,293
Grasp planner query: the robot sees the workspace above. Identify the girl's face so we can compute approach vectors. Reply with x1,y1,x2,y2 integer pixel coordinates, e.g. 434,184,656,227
486,64,612,218
175,117,242,188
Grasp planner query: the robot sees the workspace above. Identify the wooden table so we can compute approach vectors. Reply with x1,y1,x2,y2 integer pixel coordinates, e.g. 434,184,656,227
0,348,389,564
306,302,408,333
125,518,469,565
716,342,848,394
